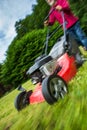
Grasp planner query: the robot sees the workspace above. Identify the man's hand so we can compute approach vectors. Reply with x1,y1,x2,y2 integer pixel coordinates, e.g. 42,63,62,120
44,20,49,27
55,5,62,11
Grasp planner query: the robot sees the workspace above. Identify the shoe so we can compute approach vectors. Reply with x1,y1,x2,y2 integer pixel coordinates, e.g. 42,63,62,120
79,46,87,56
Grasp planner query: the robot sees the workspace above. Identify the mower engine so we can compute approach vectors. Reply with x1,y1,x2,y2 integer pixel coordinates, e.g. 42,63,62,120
30,60,58,84
27,55,59,85
40,59,58,76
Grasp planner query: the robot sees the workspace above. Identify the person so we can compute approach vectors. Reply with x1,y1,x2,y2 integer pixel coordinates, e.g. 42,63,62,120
44,0,87,50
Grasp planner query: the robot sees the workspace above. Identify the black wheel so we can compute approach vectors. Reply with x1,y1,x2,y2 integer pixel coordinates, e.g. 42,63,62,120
14,90,32,111
42,75,68,104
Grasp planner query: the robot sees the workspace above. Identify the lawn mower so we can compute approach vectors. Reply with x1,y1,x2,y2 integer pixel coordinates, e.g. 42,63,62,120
14,11,84,111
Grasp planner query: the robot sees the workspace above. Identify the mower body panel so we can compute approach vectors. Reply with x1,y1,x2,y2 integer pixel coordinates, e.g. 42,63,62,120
57,53,77,82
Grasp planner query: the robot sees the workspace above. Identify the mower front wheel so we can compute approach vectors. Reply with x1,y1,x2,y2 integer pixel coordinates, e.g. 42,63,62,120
42,75,68,104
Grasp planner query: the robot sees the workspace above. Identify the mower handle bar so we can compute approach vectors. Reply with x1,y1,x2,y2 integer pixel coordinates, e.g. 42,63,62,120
44,8,55,21
43,11,67,55
44,24,62,55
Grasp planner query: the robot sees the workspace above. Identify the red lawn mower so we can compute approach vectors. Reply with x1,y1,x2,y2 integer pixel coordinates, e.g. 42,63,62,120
14,12,85,111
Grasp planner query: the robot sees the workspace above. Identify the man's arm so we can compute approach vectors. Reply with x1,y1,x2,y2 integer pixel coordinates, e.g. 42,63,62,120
44,9,56,26
55,0,70,11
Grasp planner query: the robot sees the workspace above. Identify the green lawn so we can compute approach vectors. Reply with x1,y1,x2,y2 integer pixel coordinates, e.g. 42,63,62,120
0,61,87,130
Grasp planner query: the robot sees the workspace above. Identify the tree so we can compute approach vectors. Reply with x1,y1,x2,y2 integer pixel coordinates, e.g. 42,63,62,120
15,0,49,38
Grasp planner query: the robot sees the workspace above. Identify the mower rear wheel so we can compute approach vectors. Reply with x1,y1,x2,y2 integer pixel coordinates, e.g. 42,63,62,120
14,90,32,111
42,75,68,104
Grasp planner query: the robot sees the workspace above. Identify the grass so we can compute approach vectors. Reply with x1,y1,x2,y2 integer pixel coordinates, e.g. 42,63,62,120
0,61,87,130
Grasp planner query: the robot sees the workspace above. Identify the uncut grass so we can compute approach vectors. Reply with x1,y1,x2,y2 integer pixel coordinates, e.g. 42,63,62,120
0,62,87,130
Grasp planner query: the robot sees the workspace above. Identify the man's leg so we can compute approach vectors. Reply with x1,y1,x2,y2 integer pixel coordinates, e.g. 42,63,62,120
67,26,83,46
74,22,87,50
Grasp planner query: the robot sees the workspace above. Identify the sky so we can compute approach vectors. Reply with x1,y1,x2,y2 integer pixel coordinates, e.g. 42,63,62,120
0,0,36,63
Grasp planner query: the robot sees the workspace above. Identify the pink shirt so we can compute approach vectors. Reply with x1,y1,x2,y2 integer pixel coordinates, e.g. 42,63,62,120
49,0,78,29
